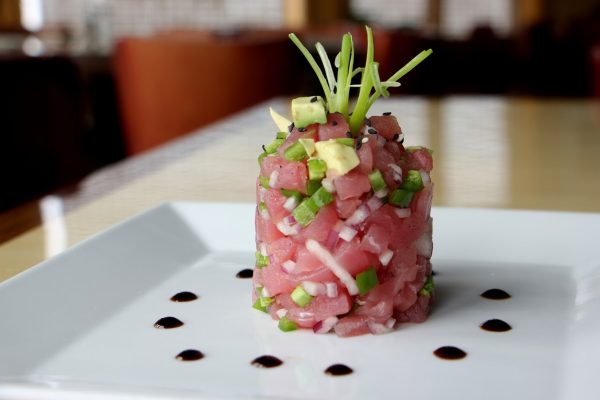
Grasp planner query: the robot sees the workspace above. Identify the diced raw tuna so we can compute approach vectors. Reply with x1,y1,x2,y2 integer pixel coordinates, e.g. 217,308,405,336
271,162,308,194
318,113,350,141
369,115,402,141
334,171,371,200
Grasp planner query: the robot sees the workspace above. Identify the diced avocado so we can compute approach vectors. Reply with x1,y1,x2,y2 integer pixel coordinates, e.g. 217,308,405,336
356,267,379,295
291,285,313,307
307,159,327,180
314,139,360,176
299,138,316,156
270,107,292,132
283,142,308,161
401,170,424,192
292,96,327,128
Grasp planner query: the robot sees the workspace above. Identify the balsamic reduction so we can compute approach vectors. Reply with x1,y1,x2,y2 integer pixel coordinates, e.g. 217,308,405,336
176,349,204,361
480,288,511,300
325,364,354,376
251,355,283,368
236,269,254,279
154,317,184,329
433,346,467,360
170,291,198,302
480,319,512,332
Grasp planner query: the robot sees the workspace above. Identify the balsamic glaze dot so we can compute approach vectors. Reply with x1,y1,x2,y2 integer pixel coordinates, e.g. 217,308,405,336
236,269,253,279
325,364,354,376
176,349,204,361
170,291,198,302
433,346,467,360
480,319,512,332
481,288,511,300
154,316,184,329
251,355,283,368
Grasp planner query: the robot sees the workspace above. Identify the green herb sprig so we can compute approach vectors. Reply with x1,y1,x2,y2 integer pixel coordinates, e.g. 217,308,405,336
289,26,432,134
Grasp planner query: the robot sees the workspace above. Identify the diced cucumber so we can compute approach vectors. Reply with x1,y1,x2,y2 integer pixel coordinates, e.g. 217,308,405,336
284,142,308,161
253,299,268,313
419,275,435,296
255,251,269,268
388,188,413,207
401,170,424,192
264,138,284,154
291,285,313,307
306,179,322,196
356,267,379,295
307,159,327,180
368,169,387,193
278,316,298,332
259,176,270,189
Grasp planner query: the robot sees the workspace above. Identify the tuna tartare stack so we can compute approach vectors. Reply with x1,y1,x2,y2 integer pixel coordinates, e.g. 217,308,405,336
253,27,434,337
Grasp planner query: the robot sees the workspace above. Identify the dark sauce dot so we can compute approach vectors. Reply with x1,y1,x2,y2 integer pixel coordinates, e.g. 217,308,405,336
154,316,184,329
236,269,253,279
433,346,467,360
251,355,283,368
176,349,204,361
481,288,511,300
170,291,198,302
431,270,438,276
480,319,512,332
325,364,354,376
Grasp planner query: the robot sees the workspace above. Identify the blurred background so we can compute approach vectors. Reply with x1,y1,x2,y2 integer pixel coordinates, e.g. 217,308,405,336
1,0,599,215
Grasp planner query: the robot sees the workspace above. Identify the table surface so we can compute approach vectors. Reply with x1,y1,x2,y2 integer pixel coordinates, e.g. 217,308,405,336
1,96,599,283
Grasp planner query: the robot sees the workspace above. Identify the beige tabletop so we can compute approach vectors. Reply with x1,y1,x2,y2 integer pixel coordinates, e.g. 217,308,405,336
1,96,599,283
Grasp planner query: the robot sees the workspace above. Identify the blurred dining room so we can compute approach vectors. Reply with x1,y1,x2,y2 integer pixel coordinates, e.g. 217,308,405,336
1,1,600,399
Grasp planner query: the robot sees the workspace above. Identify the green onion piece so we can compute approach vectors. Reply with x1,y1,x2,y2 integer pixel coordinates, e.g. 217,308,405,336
307,159,327,180
311,186,334,208
276,131,288,139
264,138,284,154
278,316,298,332
335,138,355,147
368,169,387,193
293,199,317,226
283,142,308,161
419,275,435,296
356,267,379,295
291,285,314,307
389,189,414,207
306,179,322,196
401,170,424,192
259,176,270,189
253,299,268,313
258,202,268,212
258,152,268,165
255,251,269,268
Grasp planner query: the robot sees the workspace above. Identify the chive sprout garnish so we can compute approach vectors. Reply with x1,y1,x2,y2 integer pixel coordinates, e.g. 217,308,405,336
289,26,432,134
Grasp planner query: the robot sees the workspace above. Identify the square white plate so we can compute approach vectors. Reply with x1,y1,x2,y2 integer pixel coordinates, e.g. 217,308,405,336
1,202,599,400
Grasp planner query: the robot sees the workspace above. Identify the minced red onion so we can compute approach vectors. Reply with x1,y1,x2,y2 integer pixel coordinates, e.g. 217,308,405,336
375,188,388,198
269,170,279,188
325,282,338,298
415,231,433,258
283,215,297,225
306,239,359,295
259,243,268,256
259,208,270,220
313,316,338,334
259,187,267,202
346,205,370,226
282,260,296,273
367,196,383,212
419,169,431,185
276,220,301,236
368,321,393,335
261,287,271,298
393,208,411,219
379,248,394,266
385,318,396,329
321,177,335,193
339,225,358,242
283,196,298,211
376,134,386,146
302,281,325,296
276,308,288,318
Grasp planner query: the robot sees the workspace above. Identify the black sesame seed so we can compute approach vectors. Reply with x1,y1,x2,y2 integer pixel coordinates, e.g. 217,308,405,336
261,145,267,152
346,131,353,138
310,96,318,103
355,140,362,150
288,123,294,132
349,112,353,116
333,86,338,94
383,112,391,116
298,127,306,132
400,138,405,144
392,134,399,141
332,120,338,126
368,128,378,135
364,118,371,127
